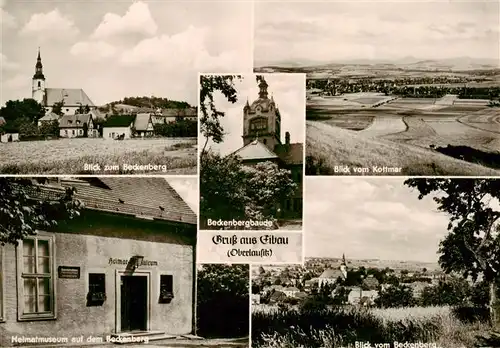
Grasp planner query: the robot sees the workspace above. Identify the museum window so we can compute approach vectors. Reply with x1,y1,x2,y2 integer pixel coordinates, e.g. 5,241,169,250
159,275,174,303
87,273,106,306
17,234,56,320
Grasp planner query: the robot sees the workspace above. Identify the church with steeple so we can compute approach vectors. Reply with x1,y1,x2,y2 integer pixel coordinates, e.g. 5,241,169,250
31,48,96,115
230,77,303,221
318,254,349,288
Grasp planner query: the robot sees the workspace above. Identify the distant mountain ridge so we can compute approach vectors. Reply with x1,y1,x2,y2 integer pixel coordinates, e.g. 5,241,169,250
256,57,499,70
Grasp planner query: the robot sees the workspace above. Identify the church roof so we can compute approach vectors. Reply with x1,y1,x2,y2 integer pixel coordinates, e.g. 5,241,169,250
274,143,303,165
319,268,344,279
230,139,279,161
59,113,92,128
45,88,95,107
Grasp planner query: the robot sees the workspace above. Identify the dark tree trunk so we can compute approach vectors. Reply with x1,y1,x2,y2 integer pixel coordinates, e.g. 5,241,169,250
491,281,500,330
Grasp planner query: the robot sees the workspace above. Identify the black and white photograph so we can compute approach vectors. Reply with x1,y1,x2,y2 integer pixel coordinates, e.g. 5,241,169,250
0,176,249,347
199,74,305,230
254,1,500,176
251,178,500,348
0,0,253,174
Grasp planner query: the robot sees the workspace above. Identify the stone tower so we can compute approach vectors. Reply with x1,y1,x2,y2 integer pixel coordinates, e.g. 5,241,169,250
340,253,347,278
242,77,281,151
32,48,46,104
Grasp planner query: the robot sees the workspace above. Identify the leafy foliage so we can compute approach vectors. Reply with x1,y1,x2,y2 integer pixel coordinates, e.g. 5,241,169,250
197,264,249,338
404,179,500,281
199,75,241,153
52,101,64,116
119,96,190,109
375,284,416,308
0,178,82,245
39,119,59,137
153,119,197,137
200,152,296,229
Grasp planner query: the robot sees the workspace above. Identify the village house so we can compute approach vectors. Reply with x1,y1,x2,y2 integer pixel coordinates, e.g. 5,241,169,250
282,287,300,297
347,287,379,306
304,278,319,293
58,113,97,138
229,78,303,221
134,113,154,138
103,115,136,140
37,111,61,127
152,108,197,125
31,49,96,115
0,117,20,143
0,177,197,347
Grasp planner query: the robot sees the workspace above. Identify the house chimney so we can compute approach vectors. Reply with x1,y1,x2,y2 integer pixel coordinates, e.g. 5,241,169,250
285,131,290,145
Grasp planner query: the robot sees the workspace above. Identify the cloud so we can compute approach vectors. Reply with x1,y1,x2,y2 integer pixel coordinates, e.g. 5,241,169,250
3,73,28,90
0,53,19,71
0,8,17,28
20,8,79,41
167,178,198,213
70,41,117,60
91,1,157,39
120,25,249,73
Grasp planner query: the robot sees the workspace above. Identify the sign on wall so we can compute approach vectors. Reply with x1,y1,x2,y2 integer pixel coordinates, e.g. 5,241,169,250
58,266,81,279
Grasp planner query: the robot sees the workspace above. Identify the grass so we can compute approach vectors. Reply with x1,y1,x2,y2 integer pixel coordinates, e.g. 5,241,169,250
252,305,489,348
0,138,197,174
306,121,500,176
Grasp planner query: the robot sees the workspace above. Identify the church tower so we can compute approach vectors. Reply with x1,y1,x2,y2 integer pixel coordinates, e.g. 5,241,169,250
32,48,46,105
242,77,281,151
340,253,347,278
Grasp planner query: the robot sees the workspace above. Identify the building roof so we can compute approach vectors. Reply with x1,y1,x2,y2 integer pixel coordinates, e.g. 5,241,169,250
26,177,196,225
59,114,92,128
230,139,279,161
134,113,153,131
319,268,344,279
103,114,136,128
45,88,95,107
274,143,303,165
0,117,5,126
285,287,299,292
39,112,62,122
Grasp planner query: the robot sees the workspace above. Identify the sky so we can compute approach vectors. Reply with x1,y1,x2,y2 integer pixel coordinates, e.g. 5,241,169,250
254,0,500,64
0,0,253,106
305,178,451,263
167,177,198,214
202,73,306,156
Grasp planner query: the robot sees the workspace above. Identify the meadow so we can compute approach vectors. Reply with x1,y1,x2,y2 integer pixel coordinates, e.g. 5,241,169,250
306,96,500,175
252,305,489,348
0,137,197,174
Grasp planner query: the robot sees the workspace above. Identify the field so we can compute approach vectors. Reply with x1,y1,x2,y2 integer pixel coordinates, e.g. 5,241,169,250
0,137,197,174
306,94,500,175
252,305,489,348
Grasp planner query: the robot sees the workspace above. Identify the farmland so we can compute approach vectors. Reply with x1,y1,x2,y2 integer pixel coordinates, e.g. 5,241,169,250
252,305,488,348
0,137,197,174
306,93,500,175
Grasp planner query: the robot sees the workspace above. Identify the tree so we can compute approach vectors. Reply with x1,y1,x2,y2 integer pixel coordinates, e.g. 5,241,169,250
52,101,64,116
199,75,241,155
197,264,249,338
39,119,59,137
0,178,82,245
200,152,296,229
375,284,416,308
404,179,500,328
0,99,45,124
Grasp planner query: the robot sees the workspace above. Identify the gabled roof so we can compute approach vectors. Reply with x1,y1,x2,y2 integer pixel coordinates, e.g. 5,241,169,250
274,143,303,165
45,88,95,107
39,112,62,122
134,113,153,131
103,114,136,127
59,114,92,128
0,117,6,126
319,268,344,279
26,177,196,225
230,139,279,161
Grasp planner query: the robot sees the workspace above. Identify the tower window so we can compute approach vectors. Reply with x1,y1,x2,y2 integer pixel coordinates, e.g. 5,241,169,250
37,81,41,88
250,118,267,131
